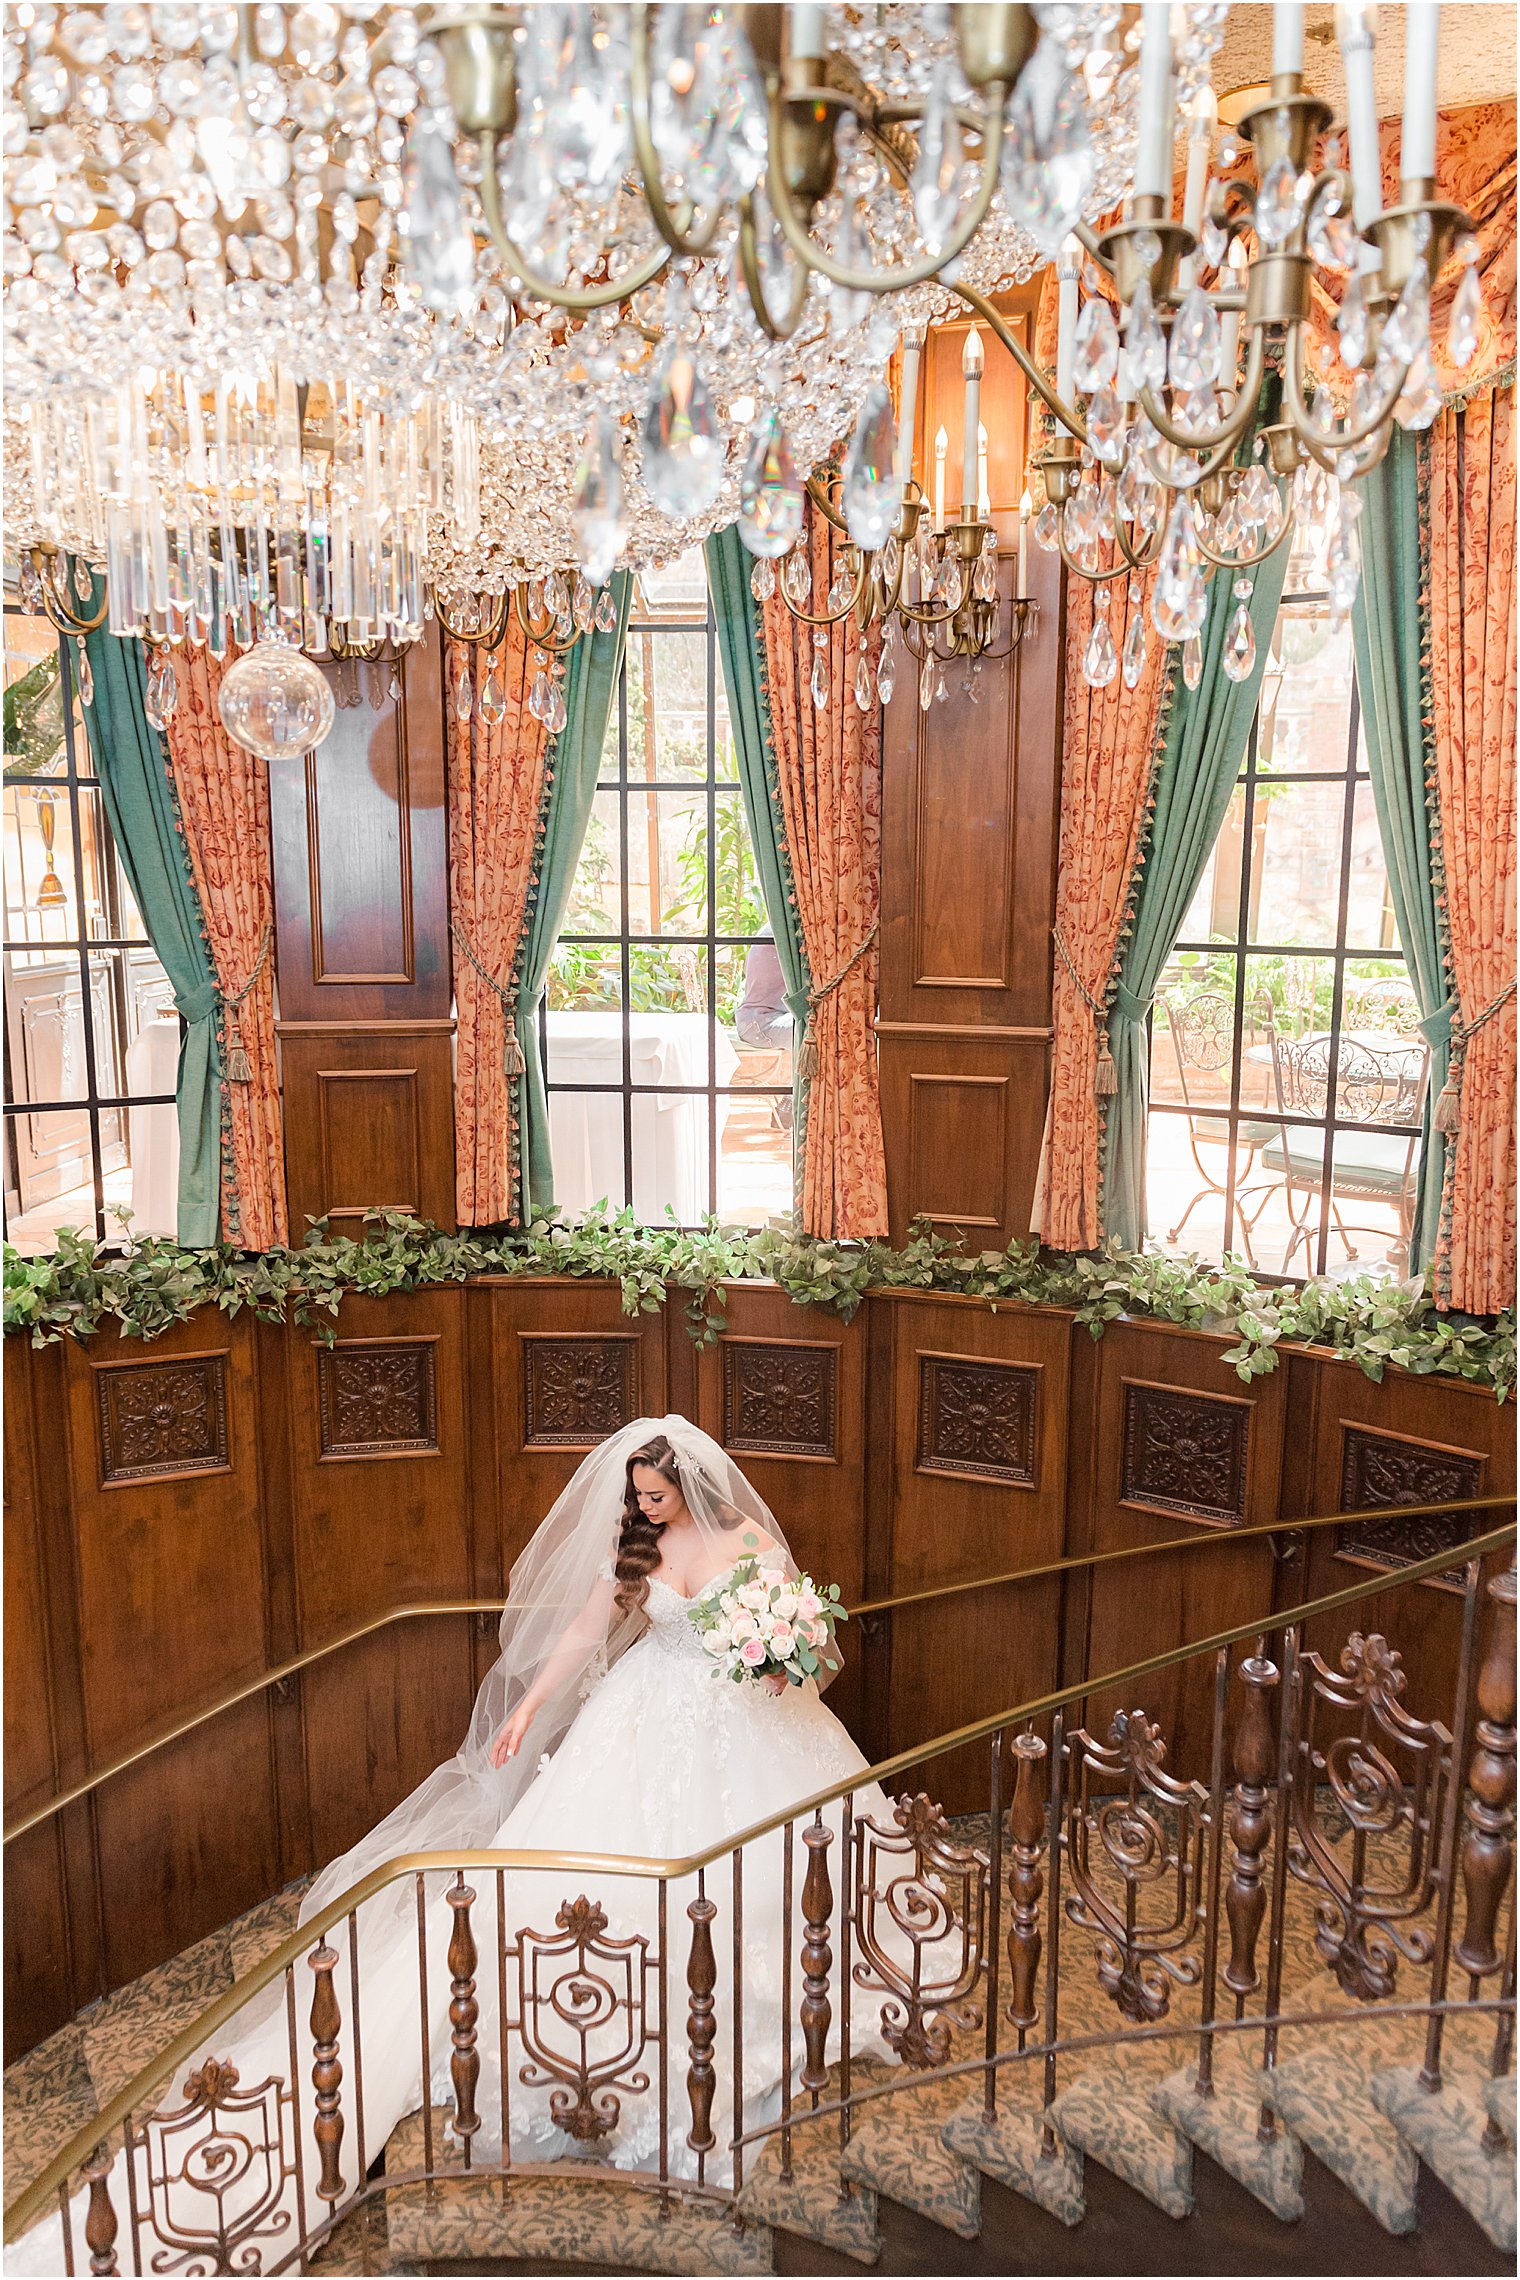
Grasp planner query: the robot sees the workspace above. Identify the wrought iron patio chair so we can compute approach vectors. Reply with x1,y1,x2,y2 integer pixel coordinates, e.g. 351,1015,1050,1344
1263,1031,1430,1276
1158,992,1278,1266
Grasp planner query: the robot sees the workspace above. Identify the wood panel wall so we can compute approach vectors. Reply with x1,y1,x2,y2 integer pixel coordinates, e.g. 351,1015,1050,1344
6,1296,1510,2063
878,287,1066,1246
268,625,455,1234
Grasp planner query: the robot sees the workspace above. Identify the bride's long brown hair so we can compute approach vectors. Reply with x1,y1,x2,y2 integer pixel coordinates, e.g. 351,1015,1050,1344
614,1436,681,1618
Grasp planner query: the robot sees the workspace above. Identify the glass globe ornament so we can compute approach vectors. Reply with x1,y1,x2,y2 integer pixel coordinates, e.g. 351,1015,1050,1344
216,638,336,761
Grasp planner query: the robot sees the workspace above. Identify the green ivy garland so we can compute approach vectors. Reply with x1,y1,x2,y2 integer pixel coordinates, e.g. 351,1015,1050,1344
4,1212,1513,1400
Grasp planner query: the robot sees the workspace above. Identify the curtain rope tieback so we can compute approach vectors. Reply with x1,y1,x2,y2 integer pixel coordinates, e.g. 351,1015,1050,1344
798,920,879,1084
1432,978,1516,1137
218,923,273,1085
1053,924,1117,1096
452,917,526,1080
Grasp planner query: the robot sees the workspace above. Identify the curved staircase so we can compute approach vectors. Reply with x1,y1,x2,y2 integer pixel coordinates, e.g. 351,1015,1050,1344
6,1839,1512,2277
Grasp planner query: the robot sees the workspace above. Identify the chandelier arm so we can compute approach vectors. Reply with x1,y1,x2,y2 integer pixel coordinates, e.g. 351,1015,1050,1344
1111,514,1167,575
1071,220,1113,273
763,77,1008,297
735,194,813,342
1283,324,1414,456
1137,332,1267,455
947,281,1087,445
777,551,870,631
476,131,671,312
30,552,109,636
434,589,511,646
1189,500,1295,574
897,586,966,629
626,7,730,262
511,585,581,657
1053,528,1134,584
805,471,849,534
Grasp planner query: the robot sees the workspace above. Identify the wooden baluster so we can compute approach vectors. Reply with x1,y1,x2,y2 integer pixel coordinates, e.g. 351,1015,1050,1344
1006,1729,1047,2039
1224,1641,1278,2002
800,1815,834,2100
448,1877,481,2156
308,1942,346,2205
686,1876,718,2175
1457,1557,1517,1981
82,2146,118,2277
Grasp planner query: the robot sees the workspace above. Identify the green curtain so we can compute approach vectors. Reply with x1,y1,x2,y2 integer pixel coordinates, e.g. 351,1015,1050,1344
514,572,633,1219
1350,430,1448,1271
76,568,223,1246
1103,537,1291,1251
703,525,812,1118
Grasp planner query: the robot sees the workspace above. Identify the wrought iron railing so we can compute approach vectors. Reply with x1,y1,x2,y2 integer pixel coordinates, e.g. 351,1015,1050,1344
5,1491,1510,1845
6,1518,1514,2275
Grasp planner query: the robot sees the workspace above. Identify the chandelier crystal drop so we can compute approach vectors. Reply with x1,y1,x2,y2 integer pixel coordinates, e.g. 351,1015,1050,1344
217,632,337,761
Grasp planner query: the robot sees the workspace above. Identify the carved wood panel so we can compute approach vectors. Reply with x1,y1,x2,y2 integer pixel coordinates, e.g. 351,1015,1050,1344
916,1351,1039,1485
1336,1425,1486,1591
522,1335,641,1448
95,1354,230,1485
1119,1379,1251,1528
721,1338,838,1461
317,1338,440,1459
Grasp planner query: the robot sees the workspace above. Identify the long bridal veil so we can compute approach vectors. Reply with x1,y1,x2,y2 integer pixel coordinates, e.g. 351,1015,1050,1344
299,1413,802,1931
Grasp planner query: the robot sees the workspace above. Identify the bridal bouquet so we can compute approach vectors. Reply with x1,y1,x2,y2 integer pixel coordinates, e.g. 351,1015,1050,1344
688,1557,847,1687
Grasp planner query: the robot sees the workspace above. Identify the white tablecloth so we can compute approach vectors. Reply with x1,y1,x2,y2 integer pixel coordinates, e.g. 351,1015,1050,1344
546,1011,737,1223
125,1013,180,1238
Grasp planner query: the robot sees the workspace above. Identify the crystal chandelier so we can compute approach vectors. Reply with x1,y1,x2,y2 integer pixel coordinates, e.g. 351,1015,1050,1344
2,1,1224,737
952,1,1485,692
762,325,1037,715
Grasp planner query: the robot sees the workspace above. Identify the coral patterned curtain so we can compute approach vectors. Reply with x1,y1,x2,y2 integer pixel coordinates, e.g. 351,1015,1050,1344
1423,384,1518,1314
158,647,287,1250
758,505,889,1238
1034,565,1171,1252
1307,102,1517,395
444,620,551,1228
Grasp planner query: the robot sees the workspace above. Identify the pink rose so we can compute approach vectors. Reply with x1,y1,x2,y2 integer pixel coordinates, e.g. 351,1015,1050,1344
796,1589,823,1621
739,1637,767,1666
769,1622,796,1656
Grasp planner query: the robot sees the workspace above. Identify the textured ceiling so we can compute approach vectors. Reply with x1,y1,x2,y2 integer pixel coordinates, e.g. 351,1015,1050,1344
1212,1,1517,122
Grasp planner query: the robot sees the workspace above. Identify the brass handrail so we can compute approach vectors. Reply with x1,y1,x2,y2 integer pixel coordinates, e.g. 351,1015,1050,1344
6,1491,1511,1845
6,1515,1513,2244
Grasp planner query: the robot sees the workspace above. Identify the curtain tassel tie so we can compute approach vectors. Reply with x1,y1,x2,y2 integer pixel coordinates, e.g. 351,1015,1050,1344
1433,980,1518,1138
1052,924,1117,1096
502,1016,527,1081
453,918,526,1082
218,923,273,1086
799,921,878,1090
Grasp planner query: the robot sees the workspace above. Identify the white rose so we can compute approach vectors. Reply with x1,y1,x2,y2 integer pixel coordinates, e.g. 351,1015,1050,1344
770,1587,799,1621
728,1611,760,1644
737,1583,769,1612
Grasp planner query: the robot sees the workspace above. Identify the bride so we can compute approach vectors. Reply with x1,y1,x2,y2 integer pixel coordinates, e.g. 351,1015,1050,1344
10,1418,925,2274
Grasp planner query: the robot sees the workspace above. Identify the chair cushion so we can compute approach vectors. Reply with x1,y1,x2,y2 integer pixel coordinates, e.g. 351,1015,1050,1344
1262,1131,1413,1190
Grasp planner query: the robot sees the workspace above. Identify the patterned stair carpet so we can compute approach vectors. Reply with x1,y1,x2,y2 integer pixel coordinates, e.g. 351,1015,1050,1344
5,1821,1514,2274
4,1877,313,2216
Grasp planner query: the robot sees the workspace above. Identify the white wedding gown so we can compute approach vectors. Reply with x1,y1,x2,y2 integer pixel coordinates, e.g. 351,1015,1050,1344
8,1563,918,2273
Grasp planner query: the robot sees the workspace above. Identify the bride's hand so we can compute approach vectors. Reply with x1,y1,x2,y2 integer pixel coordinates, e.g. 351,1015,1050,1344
762,1673,788,1697
490,1702,536,1765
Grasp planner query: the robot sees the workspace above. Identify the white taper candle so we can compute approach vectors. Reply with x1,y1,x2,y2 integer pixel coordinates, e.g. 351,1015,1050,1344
896,329,922,483
1336,1,1384,229
1134,2,1175,205
1018,490,1030,598
1056,237,1080,401
1401,2,1440,182
933,425,947,532
1272,2,1305,76
961,325,983,518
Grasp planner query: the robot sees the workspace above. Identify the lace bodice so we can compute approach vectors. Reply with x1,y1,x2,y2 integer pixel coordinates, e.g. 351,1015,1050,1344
642,1559,738,1668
